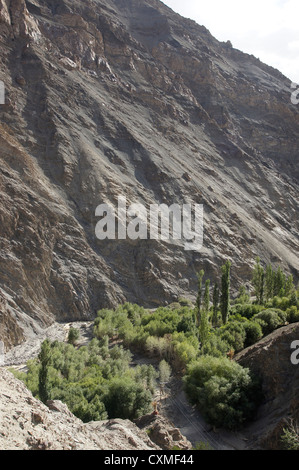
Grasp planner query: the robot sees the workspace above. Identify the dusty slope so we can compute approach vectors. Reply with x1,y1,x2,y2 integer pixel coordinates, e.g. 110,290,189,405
0,367,160,450
0,0,298,348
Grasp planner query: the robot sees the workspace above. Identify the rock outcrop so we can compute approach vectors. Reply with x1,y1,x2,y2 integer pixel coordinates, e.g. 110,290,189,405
235,322,299,449
135,413,192,450
0,0,298,348
0,367,160,450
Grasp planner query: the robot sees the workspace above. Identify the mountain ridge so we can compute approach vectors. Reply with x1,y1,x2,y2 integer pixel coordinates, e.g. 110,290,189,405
0,0,298,349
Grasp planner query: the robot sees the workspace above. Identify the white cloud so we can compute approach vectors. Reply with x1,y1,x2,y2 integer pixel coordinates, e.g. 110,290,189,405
163,0,299,82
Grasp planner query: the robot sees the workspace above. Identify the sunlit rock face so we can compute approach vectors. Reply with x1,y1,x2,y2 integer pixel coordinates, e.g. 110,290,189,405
0,0,298,347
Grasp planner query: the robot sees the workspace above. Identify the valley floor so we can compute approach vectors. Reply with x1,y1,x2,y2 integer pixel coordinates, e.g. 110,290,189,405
3,320,254,451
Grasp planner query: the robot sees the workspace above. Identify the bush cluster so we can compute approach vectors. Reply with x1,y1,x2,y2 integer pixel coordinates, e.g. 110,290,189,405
14,259,298,433
14,337,155,422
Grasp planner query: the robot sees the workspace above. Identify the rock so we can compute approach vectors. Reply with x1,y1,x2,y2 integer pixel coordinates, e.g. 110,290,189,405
235,322,299,449
46,400,74,418
31,411,44,425
0,368,161,450
0,293,25,351
0,0,298,350
59,57,78,70
135,414,192,450
15,75,26,86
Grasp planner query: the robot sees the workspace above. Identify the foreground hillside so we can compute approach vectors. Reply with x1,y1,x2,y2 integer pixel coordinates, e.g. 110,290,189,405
235,322,299,449
0,367,161,450
1,321,298,450
0,0,299,349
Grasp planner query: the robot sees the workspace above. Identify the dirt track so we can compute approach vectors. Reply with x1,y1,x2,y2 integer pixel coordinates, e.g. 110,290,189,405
161,380,247,450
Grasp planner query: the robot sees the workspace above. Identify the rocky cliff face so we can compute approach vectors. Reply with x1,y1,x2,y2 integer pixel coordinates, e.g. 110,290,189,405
236,322,299,449
0,367,160,450
0,0,299,348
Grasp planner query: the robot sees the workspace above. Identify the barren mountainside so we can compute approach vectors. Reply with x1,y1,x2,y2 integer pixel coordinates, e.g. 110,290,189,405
0,0,299,349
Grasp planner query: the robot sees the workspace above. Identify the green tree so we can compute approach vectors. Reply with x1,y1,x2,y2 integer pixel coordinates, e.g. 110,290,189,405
159,360,172,385
196,270,205,326
38,340,52,403
243,321,263,347
253,308,287,335
212,282,219,327
289,288,298,307
103,378,152,420
219,321,246,352
252,257,264,304
184,356,262,430
285,275,295,297
235,285,250,305
68,327,80,345
220,260,231,325
273,266,286,297
203,279,210,314
264,264,274,302
199,309,210,352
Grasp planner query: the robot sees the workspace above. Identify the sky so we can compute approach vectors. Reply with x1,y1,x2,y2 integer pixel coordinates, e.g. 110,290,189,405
163,0,299,83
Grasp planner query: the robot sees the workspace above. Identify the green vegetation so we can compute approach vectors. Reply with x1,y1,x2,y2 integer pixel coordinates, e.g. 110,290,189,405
184,356,262,430
13,257,299,433
280,420,299,450
91,258,298,429
158,359,171,385
220,260,231,325
13,337,155,422
67,327,80,345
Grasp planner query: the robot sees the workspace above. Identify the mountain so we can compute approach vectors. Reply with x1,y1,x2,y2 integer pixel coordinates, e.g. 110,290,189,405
0,0,299,349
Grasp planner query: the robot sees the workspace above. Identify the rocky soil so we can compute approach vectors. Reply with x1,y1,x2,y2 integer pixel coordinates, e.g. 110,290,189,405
0,0,298,349
0,367,161,450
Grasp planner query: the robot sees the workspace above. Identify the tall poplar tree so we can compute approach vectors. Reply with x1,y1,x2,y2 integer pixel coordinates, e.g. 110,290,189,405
196,269,204,326
203,279,210,314
252,257,264,304
38,340,52,404
264,264,274,302
212,282,219,327
220,260,231,325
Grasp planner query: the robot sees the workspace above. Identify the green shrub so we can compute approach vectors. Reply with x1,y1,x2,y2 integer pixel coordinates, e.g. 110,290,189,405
280,421,299,450
184,356,262,430
270,296,291,311
67,327,80,345
172,340,198,369
218,321,246,352
15,337,156,423
243,321,263,347
286,306,299,324
253,309,287,335
178,297,193,307
230,303,264,319
193,441,213,450
203,333,230,358
103,377,152,420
